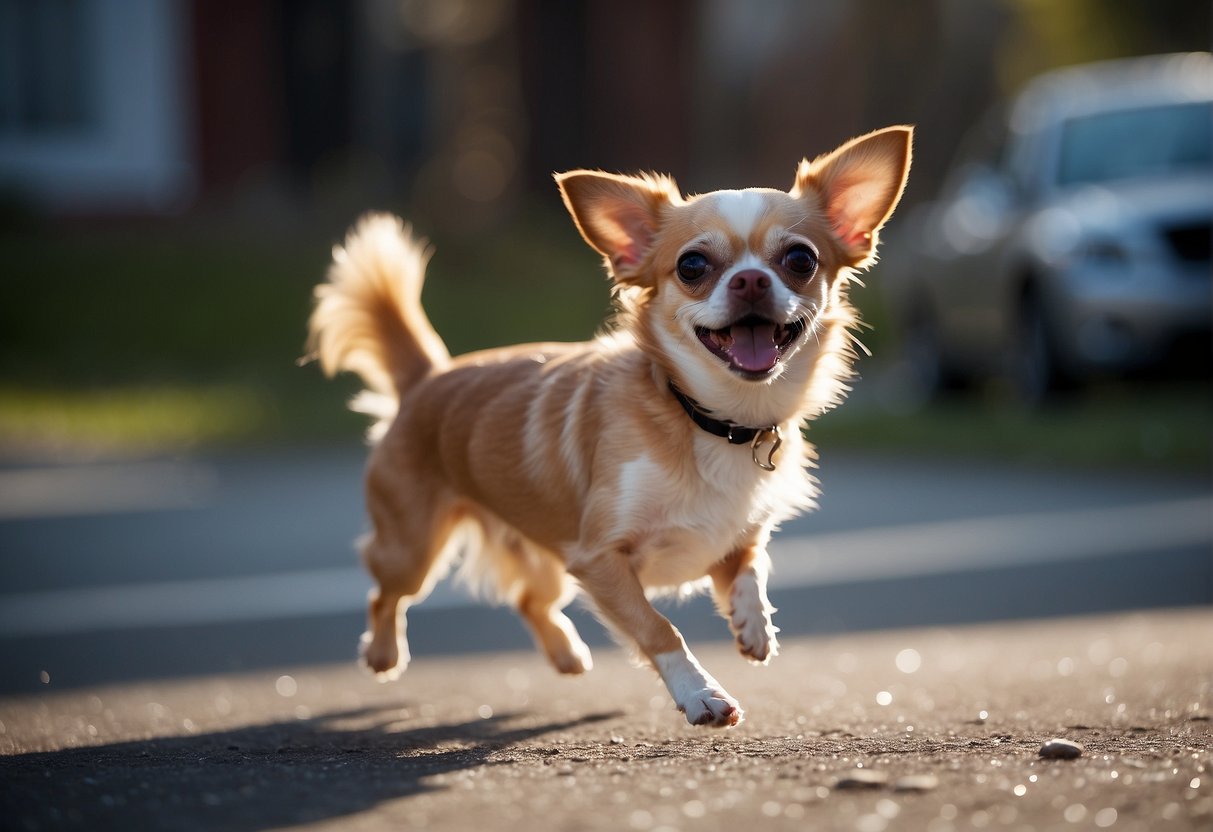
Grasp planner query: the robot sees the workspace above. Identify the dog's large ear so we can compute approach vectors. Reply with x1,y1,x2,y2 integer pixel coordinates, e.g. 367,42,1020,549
555,170,680,285
792,126,913,268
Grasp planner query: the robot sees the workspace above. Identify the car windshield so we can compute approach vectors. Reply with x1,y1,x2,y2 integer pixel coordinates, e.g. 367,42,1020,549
1057,101,1212,186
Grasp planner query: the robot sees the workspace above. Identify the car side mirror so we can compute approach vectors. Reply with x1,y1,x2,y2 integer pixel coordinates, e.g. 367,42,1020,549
942,165,1015,251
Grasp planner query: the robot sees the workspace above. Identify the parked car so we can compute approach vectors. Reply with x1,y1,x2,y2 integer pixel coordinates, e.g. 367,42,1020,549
882,52,1213,402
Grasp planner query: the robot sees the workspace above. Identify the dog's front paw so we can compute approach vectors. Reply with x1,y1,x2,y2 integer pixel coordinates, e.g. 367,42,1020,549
679,688,743,727
729,575,779,664
731,612,779,664
656,650,743,728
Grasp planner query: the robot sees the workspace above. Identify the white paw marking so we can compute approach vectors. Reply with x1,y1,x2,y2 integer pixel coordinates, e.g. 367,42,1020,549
654,650,744,728
681,686,743,727
730,572,779,664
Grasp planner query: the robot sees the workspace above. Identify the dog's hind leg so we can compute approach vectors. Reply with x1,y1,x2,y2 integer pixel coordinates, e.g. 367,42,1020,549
471,519,592,674
359,470,461,680
514,545,593,675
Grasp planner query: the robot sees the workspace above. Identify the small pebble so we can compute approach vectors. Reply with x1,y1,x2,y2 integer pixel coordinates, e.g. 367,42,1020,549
893,774,939,792
836,769,889,789
1039,738,1083,760
610,735,625,744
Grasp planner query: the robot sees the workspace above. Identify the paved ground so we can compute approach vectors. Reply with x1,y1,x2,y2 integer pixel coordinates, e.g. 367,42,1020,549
1,449,1209,693
2,609,1210,831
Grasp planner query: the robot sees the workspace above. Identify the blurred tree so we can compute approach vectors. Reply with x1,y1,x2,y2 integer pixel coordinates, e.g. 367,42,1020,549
1000,0,1212,91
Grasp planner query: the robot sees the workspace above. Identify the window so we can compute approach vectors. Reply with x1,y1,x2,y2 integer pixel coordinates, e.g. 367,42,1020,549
0,0,95,135
1058,102,1213,187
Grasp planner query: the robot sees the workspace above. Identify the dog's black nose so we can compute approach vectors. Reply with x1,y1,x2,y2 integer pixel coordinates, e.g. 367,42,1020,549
728,269,770,303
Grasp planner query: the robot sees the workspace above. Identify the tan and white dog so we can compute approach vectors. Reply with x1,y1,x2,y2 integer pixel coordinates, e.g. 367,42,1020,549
308,126,912,727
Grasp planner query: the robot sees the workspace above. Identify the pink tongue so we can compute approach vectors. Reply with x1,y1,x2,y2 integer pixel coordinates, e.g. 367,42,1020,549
727,323,780,372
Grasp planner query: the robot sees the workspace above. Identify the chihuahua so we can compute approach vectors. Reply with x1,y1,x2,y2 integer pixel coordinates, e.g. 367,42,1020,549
308,126,912,727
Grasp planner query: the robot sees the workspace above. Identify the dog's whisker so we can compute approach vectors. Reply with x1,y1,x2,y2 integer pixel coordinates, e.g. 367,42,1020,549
674,300,711,324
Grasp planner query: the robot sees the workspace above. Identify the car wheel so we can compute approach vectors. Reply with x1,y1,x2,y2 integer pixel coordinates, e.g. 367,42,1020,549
1013,291,1071,406
902,309,964,400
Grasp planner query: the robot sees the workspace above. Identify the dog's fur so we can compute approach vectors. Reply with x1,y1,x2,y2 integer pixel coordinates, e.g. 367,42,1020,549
308,126,912,727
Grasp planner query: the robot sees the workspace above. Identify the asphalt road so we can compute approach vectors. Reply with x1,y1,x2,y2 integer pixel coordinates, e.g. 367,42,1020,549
1,448,1210,830
1,609,1210,831
0,447,1210,693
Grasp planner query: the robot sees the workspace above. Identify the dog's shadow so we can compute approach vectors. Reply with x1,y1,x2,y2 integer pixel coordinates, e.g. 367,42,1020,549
1,703,622,831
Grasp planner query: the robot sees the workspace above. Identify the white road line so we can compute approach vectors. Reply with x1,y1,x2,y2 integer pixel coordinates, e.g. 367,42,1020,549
0,497,1208,637
0,568,375,637
769,496,1213,584
0,462,216,520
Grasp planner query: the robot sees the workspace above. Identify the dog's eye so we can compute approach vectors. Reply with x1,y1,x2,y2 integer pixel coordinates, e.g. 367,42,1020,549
676,251,710,282
783,244,818,276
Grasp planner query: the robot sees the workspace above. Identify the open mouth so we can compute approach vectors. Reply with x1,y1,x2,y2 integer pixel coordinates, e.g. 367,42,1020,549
695,314,808,379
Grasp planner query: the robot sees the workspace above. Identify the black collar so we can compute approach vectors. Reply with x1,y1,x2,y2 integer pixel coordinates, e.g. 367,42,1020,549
667,380,776,445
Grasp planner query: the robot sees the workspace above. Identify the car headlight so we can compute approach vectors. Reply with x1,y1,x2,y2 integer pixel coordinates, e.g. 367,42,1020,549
1072,236,1131,267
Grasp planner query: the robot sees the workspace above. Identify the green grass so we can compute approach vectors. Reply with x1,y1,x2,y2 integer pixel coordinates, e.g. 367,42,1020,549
0,211,611,385
811,380,1212,473
1,216,1208,472
0,210,612,452
0,384,271,453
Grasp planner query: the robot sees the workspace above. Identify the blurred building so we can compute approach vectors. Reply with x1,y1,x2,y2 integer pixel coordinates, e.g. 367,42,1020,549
0,0,690,222
0,0,195,214
1,0,1207,224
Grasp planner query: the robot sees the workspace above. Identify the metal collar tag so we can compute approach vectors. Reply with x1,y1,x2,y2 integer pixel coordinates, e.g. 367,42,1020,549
750,427,782,471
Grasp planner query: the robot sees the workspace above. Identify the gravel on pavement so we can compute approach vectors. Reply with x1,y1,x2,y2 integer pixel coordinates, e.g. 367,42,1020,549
1,609,1210,831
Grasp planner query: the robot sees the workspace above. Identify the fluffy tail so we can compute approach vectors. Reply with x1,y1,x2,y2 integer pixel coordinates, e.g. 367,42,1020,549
307,214,450,429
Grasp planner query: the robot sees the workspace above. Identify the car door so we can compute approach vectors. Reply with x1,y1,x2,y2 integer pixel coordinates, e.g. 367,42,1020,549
928,118,1019,370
